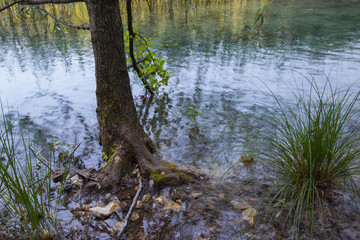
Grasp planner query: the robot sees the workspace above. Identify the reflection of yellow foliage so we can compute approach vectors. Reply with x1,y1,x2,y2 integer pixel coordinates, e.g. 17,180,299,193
2,0,268,37
2,3,88,36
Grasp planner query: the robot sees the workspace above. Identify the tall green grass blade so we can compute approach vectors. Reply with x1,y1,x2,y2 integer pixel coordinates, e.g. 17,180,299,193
258,77,360,238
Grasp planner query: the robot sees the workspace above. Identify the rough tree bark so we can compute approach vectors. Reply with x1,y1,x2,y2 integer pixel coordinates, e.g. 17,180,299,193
1,0,203,190
85,0,202,189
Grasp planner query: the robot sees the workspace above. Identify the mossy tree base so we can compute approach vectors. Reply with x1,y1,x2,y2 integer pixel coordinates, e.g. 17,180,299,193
84,134,204,191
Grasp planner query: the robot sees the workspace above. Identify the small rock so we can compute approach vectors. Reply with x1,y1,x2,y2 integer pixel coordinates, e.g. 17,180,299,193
240,201,251,210
230,200,250,211
136,232,147,240
155,196,165,205
113,221,124,231
82,203,92,210
108,228,115,235
41,229,55,239
191,192,202,199
131,212,140,221
205,197,215,208
229,217,243,227
72,210,86,217
84,181,101,190
52,169,65,183
242,208,257,226
219,193,225,199
136,200,143,209
163,200,181,212
77,168,96,178
89,201,121,218
142,194,150,202
149,179,154,188
119,201,127,210
70,175,83,189
341,228,359,239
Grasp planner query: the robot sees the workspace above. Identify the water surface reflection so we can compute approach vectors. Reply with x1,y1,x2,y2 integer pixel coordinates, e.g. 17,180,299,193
0,0,359,173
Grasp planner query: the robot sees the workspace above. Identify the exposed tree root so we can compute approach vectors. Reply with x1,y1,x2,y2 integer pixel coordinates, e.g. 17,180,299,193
83,134,205,192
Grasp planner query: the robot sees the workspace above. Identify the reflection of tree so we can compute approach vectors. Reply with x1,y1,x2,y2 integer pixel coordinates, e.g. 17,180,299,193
1,0,359,171
258,0,360,57
0,5,91,81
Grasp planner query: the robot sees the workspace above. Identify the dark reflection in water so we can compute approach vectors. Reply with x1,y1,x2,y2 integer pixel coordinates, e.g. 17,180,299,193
0,0,359,172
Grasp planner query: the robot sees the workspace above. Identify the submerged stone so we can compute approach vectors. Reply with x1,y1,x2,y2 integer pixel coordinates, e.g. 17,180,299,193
89,201,121,219
142,194,151,202
70,174,83,189
131,212,140,221
52,169,65,183
163,199,181,212
136,200,143,209
242,208,258,226
230,200,251,211
155,196,165,205
113,221,125,231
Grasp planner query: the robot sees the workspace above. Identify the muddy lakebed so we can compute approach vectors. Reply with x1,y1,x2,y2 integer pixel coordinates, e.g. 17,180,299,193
16,163,357,240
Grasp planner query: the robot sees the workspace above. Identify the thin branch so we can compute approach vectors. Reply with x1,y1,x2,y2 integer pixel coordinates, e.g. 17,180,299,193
74,169,98,182
28,144,51,170
117,177,143,238
126,58,146,69
126,0,154,96
0,0,83,13
0,1,18,12
35,6,90,30
21,0,83,5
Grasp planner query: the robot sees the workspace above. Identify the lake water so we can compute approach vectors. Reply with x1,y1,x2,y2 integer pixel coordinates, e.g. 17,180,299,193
1,0,360,173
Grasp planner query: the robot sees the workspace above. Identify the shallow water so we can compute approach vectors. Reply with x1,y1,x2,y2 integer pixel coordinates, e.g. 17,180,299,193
1,0,360,172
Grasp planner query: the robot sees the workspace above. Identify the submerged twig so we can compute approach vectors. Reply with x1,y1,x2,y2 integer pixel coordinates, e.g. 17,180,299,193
74,169,98,182
117,177,143,238
28,144,51,170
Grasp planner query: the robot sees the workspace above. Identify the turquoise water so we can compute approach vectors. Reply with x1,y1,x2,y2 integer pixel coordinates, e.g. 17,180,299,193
0,0,359,171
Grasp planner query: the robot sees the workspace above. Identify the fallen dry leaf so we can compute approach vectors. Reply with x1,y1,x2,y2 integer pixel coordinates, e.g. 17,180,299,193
131,212,140,221
155,196,165,205
113,221,124,231
89,201,121,218
136,200,143,209
191,192,202,199
142,194,150,202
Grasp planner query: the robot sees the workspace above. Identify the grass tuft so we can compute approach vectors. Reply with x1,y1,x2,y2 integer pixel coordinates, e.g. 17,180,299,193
0,105,76,239
259,78,360,238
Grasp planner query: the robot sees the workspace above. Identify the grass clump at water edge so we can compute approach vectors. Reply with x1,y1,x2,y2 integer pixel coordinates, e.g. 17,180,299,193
0,107,76,239
259,79,360,238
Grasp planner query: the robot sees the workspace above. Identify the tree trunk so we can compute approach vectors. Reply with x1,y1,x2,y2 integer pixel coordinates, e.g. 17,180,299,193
84,0,201,189
85,0,154,157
